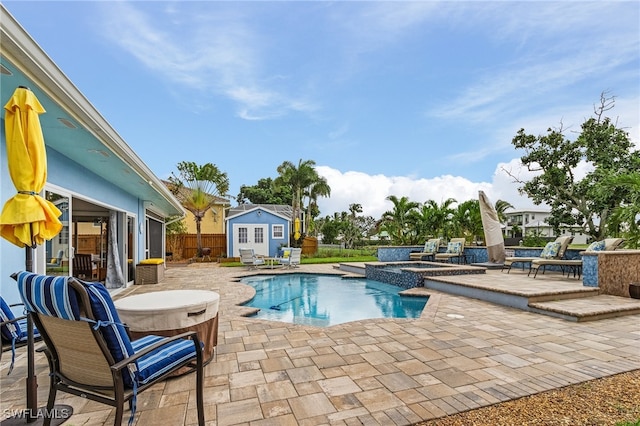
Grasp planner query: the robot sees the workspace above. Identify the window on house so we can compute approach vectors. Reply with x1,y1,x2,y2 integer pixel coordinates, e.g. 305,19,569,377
273,224,284,239
255,227,264,244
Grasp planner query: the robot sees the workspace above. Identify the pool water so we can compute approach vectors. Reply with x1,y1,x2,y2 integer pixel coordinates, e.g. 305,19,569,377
240,274,428,327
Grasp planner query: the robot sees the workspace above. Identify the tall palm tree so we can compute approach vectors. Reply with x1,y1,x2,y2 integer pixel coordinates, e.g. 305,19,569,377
168,162,229,257
304,176,331,236
276,159,327,243
380,195,420,244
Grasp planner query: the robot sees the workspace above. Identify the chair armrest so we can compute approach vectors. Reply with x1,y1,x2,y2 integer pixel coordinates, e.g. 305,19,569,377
110,331,202,373
0,315,27,327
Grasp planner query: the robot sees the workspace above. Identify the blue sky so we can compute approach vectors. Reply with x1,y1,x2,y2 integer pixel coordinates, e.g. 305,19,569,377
4,1,639,219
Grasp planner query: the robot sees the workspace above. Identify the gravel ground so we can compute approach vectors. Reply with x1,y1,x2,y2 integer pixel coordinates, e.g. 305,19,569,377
416,370,640,426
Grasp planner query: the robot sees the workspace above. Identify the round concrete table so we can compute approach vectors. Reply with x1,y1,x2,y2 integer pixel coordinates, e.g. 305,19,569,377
114,290,219,371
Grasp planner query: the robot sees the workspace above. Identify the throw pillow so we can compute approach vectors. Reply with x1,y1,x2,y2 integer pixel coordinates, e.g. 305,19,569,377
586,240,606,252
424,241,437,253
446,241,462,254
539,241,561,259
283,250,291,258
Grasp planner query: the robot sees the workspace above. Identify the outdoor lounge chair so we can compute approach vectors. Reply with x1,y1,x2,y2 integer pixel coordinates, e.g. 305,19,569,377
501,235,574,274
279,247,302,268
12,271,205,426
409,238,441,261
0,296,41,371
239,248,265,269
434,238,467,264
46,249,64,268
529,237,625,278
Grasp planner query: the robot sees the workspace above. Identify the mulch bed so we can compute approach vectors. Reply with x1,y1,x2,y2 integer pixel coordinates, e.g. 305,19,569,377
416,369,640,426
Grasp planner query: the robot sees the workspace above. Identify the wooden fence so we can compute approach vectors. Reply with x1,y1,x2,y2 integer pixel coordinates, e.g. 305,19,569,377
166,233,227,260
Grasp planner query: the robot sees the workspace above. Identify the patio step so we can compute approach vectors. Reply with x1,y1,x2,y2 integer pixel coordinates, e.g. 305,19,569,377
528,295,640,322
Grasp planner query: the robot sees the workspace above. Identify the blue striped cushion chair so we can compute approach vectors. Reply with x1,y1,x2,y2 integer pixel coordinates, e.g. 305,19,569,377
14,271,204,426
0,296,41,373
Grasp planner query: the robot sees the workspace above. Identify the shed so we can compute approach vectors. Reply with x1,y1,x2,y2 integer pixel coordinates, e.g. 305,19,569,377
225,204,292,257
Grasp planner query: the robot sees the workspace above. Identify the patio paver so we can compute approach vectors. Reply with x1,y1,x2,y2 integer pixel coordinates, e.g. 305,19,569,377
1,263,639,425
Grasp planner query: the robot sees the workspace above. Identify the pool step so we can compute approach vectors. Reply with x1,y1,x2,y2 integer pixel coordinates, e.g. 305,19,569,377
528,295,640,322
423,275,640,322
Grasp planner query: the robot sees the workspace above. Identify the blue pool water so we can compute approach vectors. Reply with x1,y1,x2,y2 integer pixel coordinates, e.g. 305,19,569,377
240,274,428,327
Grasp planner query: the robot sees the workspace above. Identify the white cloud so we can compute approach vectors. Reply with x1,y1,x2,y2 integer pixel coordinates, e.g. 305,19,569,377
315,162,546,220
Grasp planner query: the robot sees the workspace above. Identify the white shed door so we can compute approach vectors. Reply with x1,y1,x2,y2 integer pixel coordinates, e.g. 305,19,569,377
233,224,269,257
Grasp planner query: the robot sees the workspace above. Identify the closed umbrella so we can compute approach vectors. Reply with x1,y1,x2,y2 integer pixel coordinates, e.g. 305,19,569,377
1,86,68,425
479,190,506,264
1,86,62,248
294,217,301,241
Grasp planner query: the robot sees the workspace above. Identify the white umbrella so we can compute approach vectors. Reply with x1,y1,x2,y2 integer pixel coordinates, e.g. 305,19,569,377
479,190,506,264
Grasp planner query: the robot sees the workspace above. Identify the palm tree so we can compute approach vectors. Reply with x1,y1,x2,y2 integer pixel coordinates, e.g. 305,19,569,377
453,199,482,242
304,176,331,236
276,159,329,243
379,195,420,244
494,199,515,225
424,198,457,241
168,162,229,257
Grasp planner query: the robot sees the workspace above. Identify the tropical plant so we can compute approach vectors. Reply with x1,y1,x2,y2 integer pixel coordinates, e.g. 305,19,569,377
423,198,457,241
494,199,515,225
606,172,640,248
275,159,330,244
304,176,331,236
453,199,482,243
168,162,229,257
379,195,420,244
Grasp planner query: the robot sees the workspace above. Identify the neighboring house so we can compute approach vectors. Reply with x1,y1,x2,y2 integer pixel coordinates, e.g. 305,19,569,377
504,210,589,244
0,6,185,304
226,204,292,257
163,180,230,234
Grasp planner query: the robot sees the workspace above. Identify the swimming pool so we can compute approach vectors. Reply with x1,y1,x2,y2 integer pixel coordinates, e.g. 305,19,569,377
240,274,428,327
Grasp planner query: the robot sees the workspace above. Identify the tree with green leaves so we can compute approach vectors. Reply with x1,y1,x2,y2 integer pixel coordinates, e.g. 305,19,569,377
168,162,229,257
423,198,457,241
452,199,482,243
304,176,331,237
275,159,329,243
379,195,420,245
494,199,515,225
509,93,640,240
236,178,292,205
606,172,640,248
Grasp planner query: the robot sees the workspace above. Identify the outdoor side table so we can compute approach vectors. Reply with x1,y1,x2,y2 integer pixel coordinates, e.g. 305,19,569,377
114,290,219,374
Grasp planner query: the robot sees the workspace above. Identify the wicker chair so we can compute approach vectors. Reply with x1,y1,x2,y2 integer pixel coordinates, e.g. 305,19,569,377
12,271,205,426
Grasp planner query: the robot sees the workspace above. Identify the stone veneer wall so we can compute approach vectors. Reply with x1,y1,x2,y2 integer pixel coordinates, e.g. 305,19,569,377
594,250,640,297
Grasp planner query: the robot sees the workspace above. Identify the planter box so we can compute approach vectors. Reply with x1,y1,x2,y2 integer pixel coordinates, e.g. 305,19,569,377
135,259,165,284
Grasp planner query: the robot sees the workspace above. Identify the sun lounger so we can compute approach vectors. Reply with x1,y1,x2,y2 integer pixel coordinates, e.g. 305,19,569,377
409,238,441,261
502,235,573,274
435,238,467,264
529,237,625,278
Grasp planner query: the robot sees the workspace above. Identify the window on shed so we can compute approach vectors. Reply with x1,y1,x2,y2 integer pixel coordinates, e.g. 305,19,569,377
255,227,264,244
238,227,248,243
273,224,284,239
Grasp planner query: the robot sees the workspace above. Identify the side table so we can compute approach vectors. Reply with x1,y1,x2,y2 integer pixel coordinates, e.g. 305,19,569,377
114,290,219,374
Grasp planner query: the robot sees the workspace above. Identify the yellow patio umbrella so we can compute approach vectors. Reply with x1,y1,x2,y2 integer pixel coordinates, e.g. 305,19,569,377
294,217,301,240
1,86,62,248
1,86,65,424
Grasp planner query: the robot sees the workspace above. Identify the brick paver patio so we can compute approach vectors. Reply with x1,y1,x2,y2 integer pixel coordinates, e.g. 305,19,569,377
1,263,639,425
